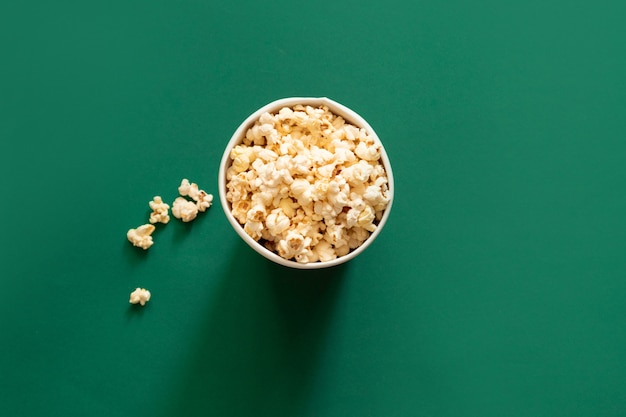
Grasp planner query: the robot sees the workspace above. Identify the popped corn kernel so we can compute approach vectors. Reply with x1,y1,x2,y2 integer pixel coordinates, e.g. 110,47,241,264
290,179,313,205
357,205,377,232
341,160,374,186
244,219,264,240
129,288,151,306
195,191,213,212
277,230,311,259
295,249,319,264
232,200,252,224
313,240,337,262
178,178,200,201
230,145,255,172
266,209,291,236
335,243,351,257
348,227,370,249
149,196,170,224
247,204,267,223
172,197,198,222
354,140,381,161
127,224,156,250
278,198,298,218
175,179,214,217
178,178,194,197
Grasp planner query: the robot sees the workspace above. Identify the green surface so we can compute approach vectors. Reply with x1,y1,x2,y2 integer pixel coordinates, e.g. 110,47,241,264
2,1,626,416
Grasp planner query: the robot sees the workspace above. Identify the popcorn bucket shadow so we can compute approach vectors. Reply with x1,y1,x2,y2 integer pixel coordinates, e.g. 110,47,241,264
159,240,347,416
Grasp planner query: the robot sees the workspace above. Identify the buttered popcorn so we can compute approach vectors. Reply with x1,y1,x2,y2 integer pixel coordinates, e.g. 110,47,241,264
178,179,214,212
149,196,170,224
129,287,151,306
225,104,391,263
127,224,156,250
172,197,199,222
172,179,214,222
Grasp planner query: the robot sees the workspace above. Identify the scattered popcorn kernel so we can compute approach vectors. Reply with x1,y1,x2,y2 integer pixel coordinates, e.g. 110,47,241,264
177,179,214,214
129,287,151,306
225,104,390,263
149,196,170,224
172,197,198,222
178,178,194,197
127,224,156,250
195,191,213,212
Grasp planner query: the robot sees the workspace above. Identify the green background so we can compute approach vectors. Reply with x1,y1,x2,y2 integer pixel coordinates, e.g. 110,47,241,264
2,1,626,416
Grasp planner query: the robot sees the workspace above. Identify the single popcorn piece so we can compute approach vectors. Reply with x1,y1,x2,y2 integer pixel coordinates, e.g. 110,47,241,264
225,104,391,264
172,197,198,222
148,196,170,224
127,224,156,250
195,191,213,212
129,287,151,306
277,230,311,259
178,178,194,198
177,179,214,213
266,209,290,236
314,240,337,262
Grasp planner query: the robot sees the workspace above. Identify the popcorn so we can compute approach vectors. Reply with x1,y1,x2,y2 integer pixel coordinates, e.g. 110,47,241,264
363,183,390,212
232,200,252,224
347,227,370,249
266,209,290,236
290,178,314,205
345,207,360,228
295,250,319,264
313,240,336,262
178,178,194,197
230,146,256,173
172,197,198,222
129,287,151,306
244,220,264,240
278,198,298,218
341,160,374,186
149,196,170,224
277,230,311,259
174,179,214,219
357,206,376,232
355,140,381,161
127,224,156,250
225,104,390,263
195,191,213,212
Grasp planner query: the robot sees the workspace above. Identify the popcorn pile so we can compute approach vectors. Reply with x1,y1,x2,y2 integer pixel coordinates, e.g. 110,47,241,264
225,104,391,263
